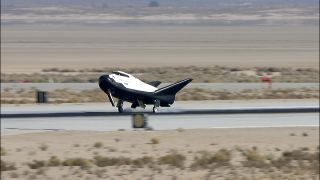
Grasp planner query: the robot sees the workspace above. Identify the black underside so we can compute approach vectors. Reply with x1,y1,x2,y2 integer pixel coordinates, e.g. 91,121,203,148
98,75,192,107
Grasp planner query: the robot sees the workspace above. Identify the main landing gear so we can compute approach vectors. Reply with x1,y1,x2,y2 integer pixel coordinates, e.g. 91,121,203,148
153,100,160,113
117,99,124,113
117,99,160,113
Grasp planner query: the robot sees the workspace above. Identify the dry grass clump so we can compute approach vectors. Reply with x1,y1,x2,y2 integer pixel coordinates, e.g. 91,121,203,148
271,149,319,174
28,160,46,169
1,147,7,156
242,148,268,168
158,152,186,168
93,155,154,168
94,156,131,167
132,156,154,168
1,160,16,171
150,138,160,145
62,158,91,169
191,149,231,169
93,142,103,148
39,143,48,151
47,156,61,166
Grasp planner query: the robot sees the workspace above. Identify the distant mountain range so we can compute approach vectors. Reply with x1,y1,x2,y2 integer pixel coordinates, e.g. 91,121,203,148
1,0,318,9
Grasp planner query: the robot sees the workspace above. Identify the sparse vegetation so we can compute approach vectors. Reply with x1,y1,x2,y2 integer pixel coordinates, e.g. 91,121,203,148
1,87,318,104
1,160,16,171
62,158,91,169
290,133,296,136
28,160,46,169
93,142,103,148
150,138,160,145
242,148,268,168
158,152,186,168
10,172,19,178
48,156,61,166
1,146,319,179
2,66,319,83
39,143,48,151
191,149,231,169
94,156,131,167
132,156,154,168
1,147,7,156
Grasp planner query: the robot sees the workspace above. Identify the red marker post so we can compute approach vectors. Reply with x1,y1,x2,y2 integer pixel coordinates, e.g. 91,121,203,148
260,76,272,89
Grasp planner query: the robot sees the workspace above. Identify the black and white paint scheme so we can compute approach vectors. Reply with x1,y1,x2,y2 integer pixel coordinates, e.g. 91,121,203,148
99,71,192,113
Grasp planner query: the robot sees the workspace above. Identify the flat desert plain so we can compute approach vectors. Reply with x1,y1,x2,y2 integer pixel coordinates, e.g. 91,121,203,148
1,25,319,73
1,127,319,179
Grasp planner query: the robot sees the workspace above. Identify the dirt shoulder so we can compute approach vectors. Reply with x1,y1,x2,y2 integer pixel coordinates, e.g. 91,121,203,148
1,127,319,179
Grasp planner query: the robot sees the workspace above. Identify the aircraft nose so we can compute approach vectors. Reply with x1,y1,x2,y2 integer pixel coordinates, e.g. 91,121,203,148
99,74,109,81
98,74,110,90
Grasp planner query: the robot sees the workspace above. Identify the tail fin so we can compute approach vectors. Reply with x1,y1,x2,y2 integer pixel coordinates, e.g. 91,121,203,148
154,78,192,96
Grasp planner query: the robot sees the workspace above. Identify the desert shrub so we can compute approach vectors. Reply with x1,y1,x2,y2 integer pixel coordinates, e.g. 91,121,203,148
281,149,318,161
302,132,309,137
48,156,61,166
10,172,19,178
191,149,231,169
0,147,6,156
94,142,103,148
150,138,160,144
28,160,46,169
94,156,131,167
132,156,154,168
190,151,213,169
39,143,48,151
270,149,319,171
158,153,186,168
1,160,16,171
212,149,231,164
176,128,185,132
62,158,91,169
242,149,268,168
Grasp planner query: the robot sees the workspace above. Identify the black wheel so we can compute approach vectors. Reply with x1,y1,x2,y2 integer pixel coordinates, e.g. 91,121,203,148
117,100,124,113
118,106,124,113
152,106,158,113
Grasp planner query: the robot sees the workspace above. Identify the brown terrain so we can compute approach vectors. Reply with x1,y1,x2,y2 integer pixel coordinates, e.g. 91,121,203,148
1,127,319,180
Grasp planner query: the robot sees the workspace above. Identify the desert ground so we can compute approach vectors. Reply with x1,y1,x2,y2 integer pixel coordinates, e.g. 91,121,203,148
2,25,319,73
1,127,319,180
1,2,319,180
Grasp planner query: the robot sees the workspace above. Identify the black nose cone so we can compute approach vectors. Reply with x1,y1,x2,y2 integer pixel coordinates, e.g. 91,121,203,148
98,74,110,90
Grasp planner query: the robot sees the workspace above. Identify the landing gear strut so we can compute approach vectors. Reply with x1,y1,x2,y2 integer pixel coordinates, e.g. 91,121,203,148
153,100,160,113
117,100,124,113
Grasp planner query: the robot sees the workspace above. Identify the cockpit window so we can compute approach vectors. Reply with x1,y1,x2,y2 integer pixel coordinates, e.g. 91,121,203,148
112,71,129,78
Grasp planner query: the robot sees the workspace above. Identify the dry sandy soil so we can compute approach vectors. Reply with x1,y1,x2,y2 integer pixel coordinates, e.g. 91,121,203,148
1,127,319,179
2,25,319,73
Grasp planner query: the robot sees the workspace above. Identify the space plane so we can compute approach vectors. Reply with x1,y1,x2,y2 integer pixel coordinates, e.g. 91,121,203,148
98,71,192,113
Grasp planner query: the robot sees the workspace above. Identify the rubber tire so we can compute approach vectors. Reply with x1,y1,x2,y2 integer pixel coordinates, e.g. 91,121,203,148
153,107,158,113
118,106,124,113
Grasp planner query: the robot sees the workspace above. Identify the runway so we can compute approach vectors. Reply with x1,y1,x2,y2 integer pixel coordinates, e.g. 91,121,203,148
1,100,319,135
2,113,319,135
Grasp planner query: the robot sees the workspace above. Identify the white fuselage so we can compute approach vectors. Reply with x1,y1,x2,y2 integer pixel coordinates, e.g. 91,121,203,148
109,71,157,92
